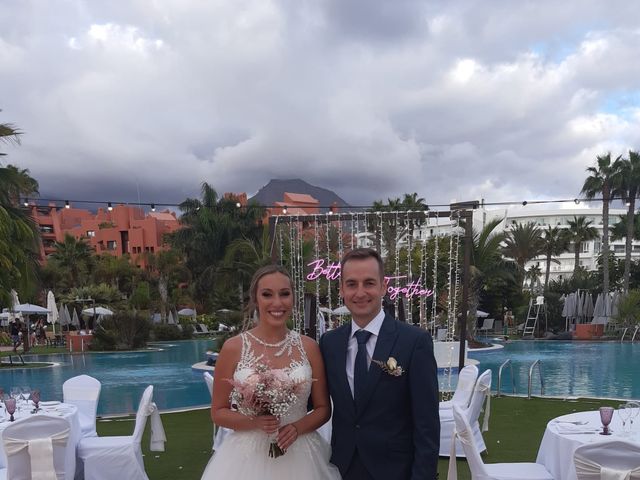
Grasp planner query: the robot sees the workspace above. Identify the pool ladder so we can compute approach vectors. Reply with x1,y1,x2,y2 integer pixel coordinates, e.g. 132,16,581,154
527,359,544,399
496,359,545,398
497,359,516,396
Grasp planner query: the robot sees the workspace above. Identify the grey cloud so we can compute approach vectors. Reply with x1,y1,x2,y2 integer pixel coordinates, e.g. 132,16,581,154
2,0,640,209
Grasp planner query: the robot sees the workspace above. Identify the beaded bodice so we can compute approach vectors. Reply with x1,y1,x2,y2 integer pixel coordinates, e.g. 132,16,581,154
234,330,312,425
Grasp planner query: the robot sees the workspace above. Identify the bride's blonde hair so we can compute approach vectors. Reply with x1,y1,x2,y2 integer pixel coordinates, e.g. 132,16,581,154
242,264,293,331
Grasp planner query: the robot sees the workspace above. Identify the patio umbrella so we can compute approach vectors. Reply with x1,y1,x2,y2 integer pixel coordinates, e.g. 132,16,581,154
167,311,175,325
47,291,59,334
332,305,351,316
58,304,69,328
584,293,594,319
10,289,20,315
13,303,50,314
476,310,490,318
81,307,113,316
71,309,80,328
177,308,196,316
610,292,620,318
64,305,72,329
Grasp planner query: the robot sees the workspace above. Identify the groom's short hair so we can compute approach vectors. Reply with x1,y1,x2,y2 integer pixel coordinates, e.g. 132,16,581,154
340,248,384,280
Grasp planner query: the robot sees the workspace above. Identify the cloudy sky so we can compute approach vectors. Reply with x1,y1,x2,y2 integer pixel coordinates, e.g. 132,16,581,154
2,0,640,210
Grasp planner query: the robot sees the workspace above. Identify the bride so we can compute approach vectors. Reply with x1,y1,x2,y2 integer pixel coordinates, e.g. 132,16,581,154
200,265,340,480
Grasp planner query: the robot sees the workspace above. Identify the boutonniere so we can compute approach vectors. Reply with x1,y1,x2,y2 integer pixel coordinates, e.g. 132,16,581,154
372,356,404,376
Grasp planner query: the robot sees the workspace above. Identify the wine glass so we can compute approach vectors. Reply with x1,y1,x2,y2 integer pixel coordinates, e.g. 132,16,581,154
20,386,31,403
627,401,640,433
599,406,614,435
10,388,21,412
31,389,40,413
5,398,16,422
618,404,630,435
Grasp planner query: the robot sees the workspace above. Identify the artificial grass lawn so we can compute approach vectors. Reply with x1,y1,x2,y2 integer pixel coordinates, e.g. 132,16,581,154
97,396,618,480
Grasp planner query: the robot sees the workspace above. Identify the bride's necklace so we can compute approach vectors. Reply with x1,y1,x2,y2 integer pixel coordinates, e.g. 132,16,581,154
246,330,293,357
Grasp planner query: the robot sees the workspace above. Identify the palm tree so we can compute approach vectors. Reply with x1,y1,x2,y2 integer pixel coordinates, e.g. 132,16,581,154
502,221,544,288
49,234,94,287
611,213,640,242
0,117,39,304
566,216,598,274
169,183,263,307
540,226,570,291
615,151,640,292
468,218,514,337
0,116,22,156
581,153,621,296
141,249,189,322
525,264,543,293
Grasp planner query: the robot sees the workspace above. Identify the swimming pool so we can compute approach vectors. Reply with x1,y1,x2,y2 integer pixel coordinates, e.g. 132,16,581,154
0,339,215,415
2,339,637,416
468,340,640,400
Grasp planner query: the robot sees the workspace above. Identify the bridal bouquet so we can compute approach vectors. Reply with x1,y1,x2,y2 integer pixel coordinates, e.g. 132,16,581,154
228,364,307,458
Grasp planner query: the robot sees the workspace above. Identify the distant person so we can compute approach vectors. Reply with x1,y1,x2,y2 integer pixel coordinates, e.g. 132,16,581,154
10,321,21,352
320,248,440,480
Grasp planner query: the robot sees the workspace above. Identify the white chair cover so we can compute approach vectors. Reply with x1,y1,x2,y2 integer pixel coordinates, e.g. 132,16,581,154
2,415,70,480
448,405,554,480
62,374,101,438
574,440,640,480
440,364,479,410
78,385,165,480
203,371,234,450
440,369,491,457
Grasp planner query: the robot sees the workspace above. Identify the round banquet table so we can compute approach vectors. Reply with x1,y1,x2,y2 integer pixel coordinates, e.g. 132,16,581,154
536,410,640,480
0,402,81,480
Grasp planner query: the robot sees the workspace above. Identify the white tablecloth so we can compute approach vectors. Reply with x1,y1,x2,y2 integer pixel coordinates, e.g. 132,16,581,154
0,402,81,480
537,410,640,480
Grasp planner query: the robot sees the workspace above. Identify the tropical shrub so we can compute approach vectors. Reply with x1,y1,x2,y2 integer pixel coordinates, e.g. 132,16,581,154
90,311,151,351
152,324,182,341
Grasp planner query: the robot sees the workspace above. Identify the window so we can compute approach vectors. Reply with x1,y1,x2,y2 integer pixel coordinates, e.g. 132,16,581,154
106,240,117,250
614,245,625,253
87,230,95,237
580,243,589,253
40,225,54,234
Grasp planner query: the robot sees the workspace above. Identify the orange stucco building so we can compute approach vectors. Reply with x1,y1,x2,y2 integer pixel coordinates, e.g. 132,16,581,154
29,203,180,265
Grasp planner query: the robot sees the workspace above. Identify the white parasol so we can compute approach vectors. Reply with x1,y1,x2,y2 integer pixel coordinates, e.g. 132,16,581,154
13,303,50,314
167,310,176,325
47,291,58,334
71,309,80,328
82,306,113,316
332,305,351,316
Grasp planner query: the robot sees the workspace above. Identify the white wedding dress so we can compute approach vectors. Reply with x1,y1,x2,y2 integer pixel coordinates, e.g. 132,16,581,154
200,331,341,480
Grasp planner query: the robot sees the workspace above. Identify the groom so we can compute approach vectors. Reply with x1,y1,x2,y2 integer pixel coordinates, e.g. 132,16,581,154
320,248,440,480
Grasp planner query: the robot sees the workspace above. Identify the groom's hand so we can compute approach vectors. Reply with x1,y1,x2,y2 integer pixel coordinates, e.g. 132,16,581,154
253,415,279,434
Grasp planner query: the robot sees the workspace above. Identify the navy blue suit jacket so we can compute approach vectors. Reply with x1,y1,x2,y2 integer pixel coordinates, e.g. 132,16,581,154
320,315,440,480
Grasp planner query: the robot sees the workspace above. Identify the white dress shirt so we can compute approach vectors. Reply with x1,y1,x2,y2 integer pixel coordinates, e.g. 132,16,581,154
346,309,385,397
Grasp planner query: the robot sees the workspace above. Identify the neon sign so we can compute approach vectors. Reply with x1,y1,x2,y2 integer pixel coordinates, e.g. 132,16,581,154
306,259,434,301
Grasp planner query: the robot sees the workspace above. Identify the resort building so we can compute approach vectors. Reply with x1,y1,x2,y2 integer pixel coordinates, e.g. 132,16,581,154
29,203,181,266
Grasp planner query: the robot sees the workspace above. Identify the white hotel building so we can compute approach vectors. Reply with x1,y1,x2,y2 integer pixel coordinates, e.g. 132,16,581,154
355,206,639,283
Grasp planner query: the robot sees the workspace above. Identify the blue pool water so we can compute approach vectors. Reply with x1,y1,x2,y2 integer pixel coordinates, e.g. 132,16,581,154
0,340,215,415
468,341,640,400
2,339,638,415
